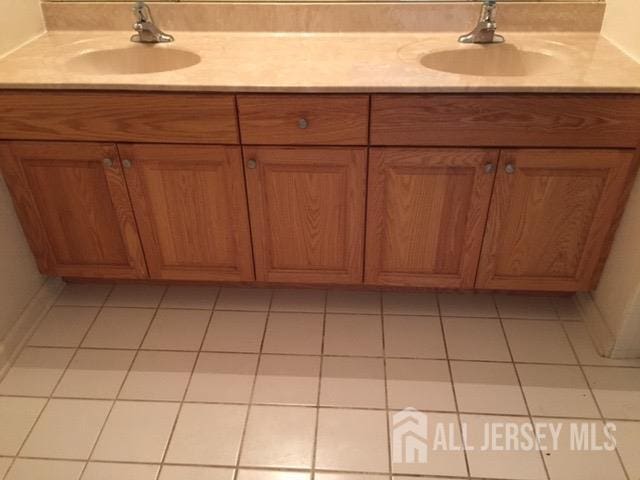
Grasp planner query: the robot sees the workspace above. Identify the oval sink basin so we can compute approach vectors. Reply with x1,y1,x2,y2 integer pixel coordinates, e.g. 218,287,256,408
421,44,566,77
66,47,201,75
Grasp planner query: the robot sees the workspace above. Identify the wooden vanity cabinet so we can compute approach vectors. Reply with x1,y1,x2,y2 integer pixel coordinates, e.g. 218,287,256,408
476,149,638,292
1,92,638,292
119,144,254,282
244,147,367,284
0,141,147,279
365,148,498,288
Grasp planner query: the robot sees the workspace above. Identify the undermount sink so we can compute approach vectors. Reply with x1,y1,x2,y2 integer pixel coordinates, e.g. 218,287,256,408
66,46,201,75
421,43,567,77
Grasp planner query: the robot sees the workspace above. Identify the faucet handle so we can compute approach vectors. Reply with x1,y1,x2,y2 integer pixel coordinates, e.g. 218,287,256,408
133,1,151,23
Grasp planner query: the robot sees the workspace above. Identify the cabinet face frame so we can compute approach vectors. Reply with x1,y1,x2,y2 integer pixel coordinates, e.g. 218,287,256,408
476,148,639,292
365,147,499,288
0,141,148,279
244,146,367,284
119,144,255,282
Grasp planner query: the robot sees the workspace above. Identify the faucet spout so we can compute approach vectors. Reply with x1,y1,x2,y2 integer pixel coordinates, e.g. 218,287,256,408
458,0,505,44
131,1,174,44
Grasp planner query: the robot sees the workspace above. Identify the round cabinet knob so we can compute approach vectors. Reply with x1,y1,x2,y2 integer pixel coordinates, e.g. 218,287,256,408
297,118,309,129
246,159,257,169
505,163,516,174
102,158,113,168
484,163,496,174
122,159,132,169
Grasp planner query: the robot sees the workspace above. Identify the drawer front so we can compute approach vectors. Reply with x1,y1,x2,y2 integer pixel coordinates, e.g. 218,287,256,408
0,91,239,144
371,94,640,148
238,94,369,145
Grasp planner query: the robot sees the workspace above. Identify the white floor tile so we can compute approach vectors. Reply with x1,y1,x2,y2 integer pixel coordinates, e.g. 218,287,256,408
386,359,456,411
160,285,219,310
56,284,112,307
142,308,210,351
185,352,257,403
165,403,247,466
443,317,511,361
54,349,135,399
119,351,196,401
28,306,98,347
81,462,159,480
452,361,527,415
383,315,445,359
503,319,576,364
82,307,155,349
92,401,179,462
159,465,235,480
0,397,46,455
202,311,267,353
5,459,84,480
517,364,600,418
438,293,497,318
0,347,74,396
105,285,166,308
21,399,111,459
216,288,272,311
327,290,381,314
239,405,316,468
383,292,438,316
584,366,640,419
324,314,383,356
270,289,326,313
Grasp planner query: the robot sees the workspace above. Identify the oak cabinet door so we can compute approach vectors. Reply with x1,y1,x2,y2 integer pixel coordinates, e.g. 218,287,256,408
120,144,254,281
0,141,147,278
244,147,367,283
477,149,638,292
365,148,498,288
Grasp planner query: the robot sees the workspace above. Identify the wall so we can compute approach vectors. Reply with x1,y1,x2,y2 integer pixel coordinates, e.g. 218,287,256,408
592,0,640,357
0,0,47,366
601,0,640,61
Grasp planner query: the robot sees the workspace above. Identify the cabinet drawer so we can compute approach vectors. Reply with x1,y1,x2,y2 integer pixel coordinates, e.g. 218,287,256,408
0,91,239,144
371,94,640,148
237,95,369,145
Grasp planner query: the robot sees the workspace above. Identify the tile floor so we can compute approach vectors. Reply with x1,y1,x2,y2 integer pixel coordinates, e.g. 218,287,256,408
1,284,639,480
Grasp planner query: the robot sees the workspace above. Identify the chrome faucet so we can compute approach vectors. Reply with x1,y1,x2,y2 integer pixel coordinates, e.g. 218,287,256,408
131,1,174,44
458,0,504,44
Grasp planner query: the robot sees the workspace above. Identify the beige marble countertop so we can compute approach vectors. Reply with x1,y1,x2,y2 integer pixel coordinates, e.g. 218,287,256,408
1,31,639,93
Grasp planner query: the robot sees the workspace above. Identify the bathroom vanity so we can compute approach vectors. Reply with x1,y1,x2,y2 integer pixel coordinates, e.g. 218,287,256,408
1,89,639,292
0,27,639,293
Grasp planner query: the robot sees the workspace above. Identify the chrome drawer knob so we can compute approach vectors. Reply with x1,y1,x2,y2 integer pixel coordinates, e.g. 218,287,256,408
297,118,309,129
505,163,516,174
484,163,496,174
247,159,257,169
102,158,113,168
122,159,132,169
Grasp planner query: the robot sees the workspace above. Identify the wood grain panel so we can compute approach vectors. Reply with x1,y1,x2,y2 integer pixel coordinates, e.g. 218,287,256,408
476,148,638,292
237,95,369,145
371,94,640,148
244,146,366,283
120,144,254,281
366,148,498,288
0,91,238,144
0,141,147,278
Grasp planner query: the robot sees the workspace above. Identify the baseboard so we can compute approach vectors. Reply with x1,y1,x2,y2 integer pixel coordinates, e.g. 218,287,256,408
576,291,616,357
0,277,65,379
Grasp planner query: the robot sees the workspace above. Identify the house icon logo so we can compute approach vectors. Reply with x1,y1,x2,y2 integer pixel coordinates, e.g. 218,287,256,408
392,408,429,464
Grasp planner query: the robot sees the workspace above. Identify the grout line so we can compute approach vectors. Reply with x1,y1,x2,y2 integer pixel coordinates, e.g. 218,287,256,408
380,293,395,480
77,285,169,480
559,321,632,480
436,294,472,479
309,289,328,480
6,284,117,480
155,287,222,478
232,288,274,480
494,294,551,480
